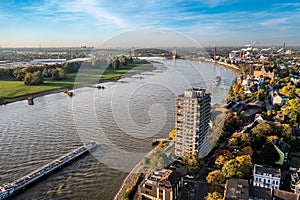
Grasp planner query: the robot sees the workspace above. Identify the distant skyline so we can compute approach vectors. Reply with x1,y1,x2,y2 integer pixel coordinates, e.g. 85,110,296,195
0,0,299,47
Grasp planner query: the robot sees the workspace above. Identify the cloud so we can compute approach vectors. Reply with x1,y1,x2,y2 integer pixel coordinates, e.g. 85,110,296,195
273,2,300,8
22,0,128,28
1,0,300,46
200,0,234,8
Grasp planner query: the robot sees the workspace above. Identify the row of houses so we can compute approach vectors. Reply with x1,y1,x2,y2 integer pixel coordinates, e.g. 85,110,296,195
138,163,299,200
224,164,300,200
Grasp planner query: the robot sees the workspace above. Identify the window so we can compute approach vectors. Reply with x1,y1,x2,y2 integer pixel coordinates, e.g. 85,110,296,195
145,185,152,190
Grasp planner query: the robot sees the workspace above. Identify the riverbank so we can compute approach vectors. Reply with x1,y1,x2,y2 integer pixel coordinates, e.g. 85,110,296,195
214,61,241,74
0,61,155,105
113,141,166,200
181,57,241,75
113,59,239,200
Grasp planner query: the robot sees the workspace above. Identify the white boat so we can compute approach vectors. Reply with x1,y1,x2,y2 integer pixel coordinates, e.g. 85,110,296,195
213,76,221,86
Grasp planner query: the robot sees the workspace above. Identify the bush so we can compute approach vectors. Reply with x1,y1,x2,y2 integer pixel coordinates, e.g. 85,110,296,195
124,174,144,200
24,71,44,85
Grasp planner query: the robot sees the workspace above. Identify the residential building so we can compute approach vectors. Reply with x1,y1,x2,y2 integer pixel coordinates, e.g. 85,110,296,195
249,185,273,200
253,66,275,79
270,91,289,105
224,178,249,200
273,189,300,200
229,50,241,59
175,88,211,157
253,164,281,189
223,178,298,200
139,168,183,200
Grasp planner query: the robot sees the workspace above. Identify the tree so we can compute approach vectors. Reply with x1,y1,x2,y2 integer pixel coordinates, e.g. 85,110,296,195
280,85,296,98
267,135,279,142
24,73,32,85
252,121,273,137
42,68,52,77
256,89,267,101
282,98,300,127
119,55,128,66
260,142,280,164
169,128,176,140
24,71,44,85
13,67,27,81
280,123,293,139
227,86,234,98
51,68,66,80
63,62,80,73
222,155,252,179
224,112,243,134
215,149,233,167
240,133,251,147
182,153,202,174
112,59,120,69
205,192,223,200
148,152,167,170
228,137,238,147
233,83,244,95
285,98,300,113
128,56,133,63
239,146,253,157
206,170,225,192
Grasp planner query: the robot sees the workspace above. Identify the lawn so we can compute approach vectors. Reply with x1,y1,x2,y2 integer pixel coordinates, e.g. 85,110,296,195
0,61,154,99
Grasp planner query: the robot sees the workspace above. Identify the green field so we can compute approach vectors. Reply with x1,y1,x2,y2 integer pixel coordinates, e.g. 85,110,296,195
0,61,154,99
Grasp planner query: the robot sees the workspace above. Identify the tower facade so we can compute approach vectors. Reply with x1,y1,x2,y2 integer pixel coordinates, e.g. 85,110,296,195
175,88,211,157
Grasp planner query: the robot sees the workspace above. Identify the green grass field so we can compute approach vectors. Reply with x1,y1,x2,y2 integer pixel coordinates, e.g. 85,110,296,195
0,61,154,99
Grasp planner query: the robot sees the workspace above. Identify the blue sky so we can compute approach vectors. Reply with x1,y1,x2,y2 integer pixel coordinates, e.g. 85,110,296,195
0,0,299,47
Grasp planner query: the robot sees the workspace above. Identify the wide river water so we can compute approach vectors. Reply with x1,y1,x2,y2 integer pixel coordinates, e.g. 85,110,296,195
0,58,237,200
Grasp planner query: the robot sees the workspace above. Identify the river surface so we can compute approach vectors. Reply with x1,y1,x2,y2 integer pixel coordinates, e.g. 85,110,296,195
0,58,237,200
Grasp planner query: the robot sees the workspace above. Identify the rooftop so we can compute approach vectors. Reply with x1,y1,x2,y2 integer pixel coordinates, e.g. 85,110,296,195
224,178,249,200
144,168,182,188
177,88,211,98
254,164,281,177
249,186,272,200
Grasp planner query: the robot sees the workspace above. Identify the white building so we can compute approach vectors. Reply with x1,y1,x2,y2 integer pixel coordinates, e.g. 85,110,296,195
253,164,281,189
270,91,289,105
175,88,211,157
229,50,240,59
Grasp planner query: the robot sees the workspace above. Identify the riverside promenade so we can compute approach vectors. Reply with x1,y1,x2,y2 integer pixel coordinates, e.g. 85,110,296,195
113,141,174,200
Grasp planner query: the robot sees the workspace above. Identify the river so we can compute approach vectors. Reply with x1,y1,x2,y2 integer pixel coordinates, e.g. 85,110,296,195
0,58,237,200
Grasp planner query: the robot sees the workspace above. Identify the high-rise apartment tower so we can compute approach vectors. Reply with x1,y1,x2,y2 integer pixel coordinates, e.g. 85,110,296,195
175,88,211,157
